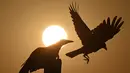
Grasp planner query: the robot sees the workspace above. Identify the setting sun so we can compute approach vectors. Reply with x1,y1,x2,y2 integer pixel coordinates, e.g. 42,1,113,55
42,25,68,46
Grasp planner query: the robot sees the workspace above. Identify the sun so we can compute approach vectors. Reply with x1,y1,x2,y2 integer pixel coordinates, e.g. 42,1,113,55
42,25,68,46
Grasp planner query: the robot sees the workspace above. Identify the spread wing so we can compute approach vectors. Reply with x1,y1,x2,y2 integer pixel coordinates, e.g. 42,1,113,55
21,47,42,66
69,3,91,45
91,16,124,43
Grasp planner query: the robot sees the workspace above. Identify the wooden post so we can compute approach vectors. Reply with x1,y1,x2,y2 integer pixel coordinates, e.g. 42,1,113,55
44,59,62,73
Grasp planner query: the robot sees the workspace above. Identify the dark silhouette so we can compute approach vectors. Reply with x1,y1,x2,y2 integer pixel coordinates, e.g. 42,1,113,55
19,39,73,73
66,3,124,63
44,58,62,73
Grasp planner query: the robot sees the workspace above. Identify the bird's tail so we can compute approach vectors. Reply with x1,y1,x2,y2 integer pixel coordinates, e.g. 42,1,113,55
66,48,83,58
19,64,29,73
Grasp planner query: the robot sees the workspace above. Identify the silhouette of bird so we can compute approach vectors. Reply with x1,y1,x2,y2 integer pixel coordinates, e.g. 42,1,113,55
19,39,73,73
66,3,124,63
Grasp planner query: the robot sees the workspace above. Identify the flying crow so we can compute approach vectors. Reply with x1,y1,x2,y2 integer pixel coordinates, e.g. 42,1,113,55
66,3,124,63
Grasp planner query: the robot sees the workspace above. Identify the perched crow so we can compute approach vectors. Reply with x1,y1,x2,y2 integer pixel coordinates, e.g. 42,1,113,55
19,39,73,73
66,3,124,63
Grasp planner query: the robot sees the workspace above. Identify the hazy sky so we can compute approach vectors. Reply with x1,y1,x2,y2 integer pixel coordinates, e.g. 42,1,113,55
0,0,130,73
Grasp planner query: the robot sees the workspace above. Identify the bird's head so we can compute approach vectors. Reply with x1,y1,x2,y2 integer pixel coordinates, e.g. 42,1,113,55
48,39,73,48
55,39,73,47
59,39,74,45
47,39,73,59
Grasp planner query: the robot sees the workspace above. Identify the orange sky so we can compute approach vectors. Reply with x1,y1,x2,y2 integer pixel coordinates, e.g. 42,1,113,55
0,0,130,73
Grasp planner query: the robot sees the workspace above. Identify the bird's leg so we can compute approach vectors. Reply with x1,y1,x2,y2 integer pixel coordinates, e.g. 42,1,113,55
83,54,89,64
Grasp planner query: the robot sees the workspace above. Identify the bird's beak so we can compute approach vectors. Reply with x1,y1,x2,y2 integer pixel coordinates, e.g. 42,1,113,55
66,40,74,43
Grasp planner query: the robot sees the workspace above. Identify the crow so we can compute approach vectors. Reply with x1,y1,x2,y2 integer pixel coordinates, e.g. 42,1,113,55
66,3,124,63
19,39,73,73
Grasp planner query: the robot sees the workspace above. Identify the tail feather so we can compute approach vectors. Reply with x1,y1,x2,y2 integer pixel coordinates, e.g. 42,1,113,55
66,48,83,58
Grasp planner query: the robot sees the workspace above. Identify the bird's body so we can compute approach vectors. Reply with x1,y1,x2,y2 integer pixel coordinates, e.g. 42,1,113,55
66,34,106,58
19,39,73,73
66,3,124,63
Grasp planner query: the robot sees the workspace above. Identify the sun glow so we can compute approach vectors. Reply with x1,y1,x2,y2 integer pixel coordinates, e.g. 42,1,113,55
42,25,67,46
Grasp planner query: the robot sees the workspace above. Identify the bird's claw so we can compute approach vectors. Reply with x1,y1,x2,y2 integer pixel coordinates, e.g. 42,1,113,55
83,54,89,64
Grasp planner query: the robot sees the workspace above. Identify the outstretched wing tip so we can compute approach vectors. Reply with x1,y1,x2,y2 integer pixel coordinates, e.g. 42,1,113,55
92,16,124,42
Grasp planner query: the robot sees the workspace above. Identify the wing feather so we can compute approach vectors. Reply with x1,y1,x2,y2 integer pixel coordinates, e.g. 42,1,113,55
92,16,124,43
69,3,91,44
